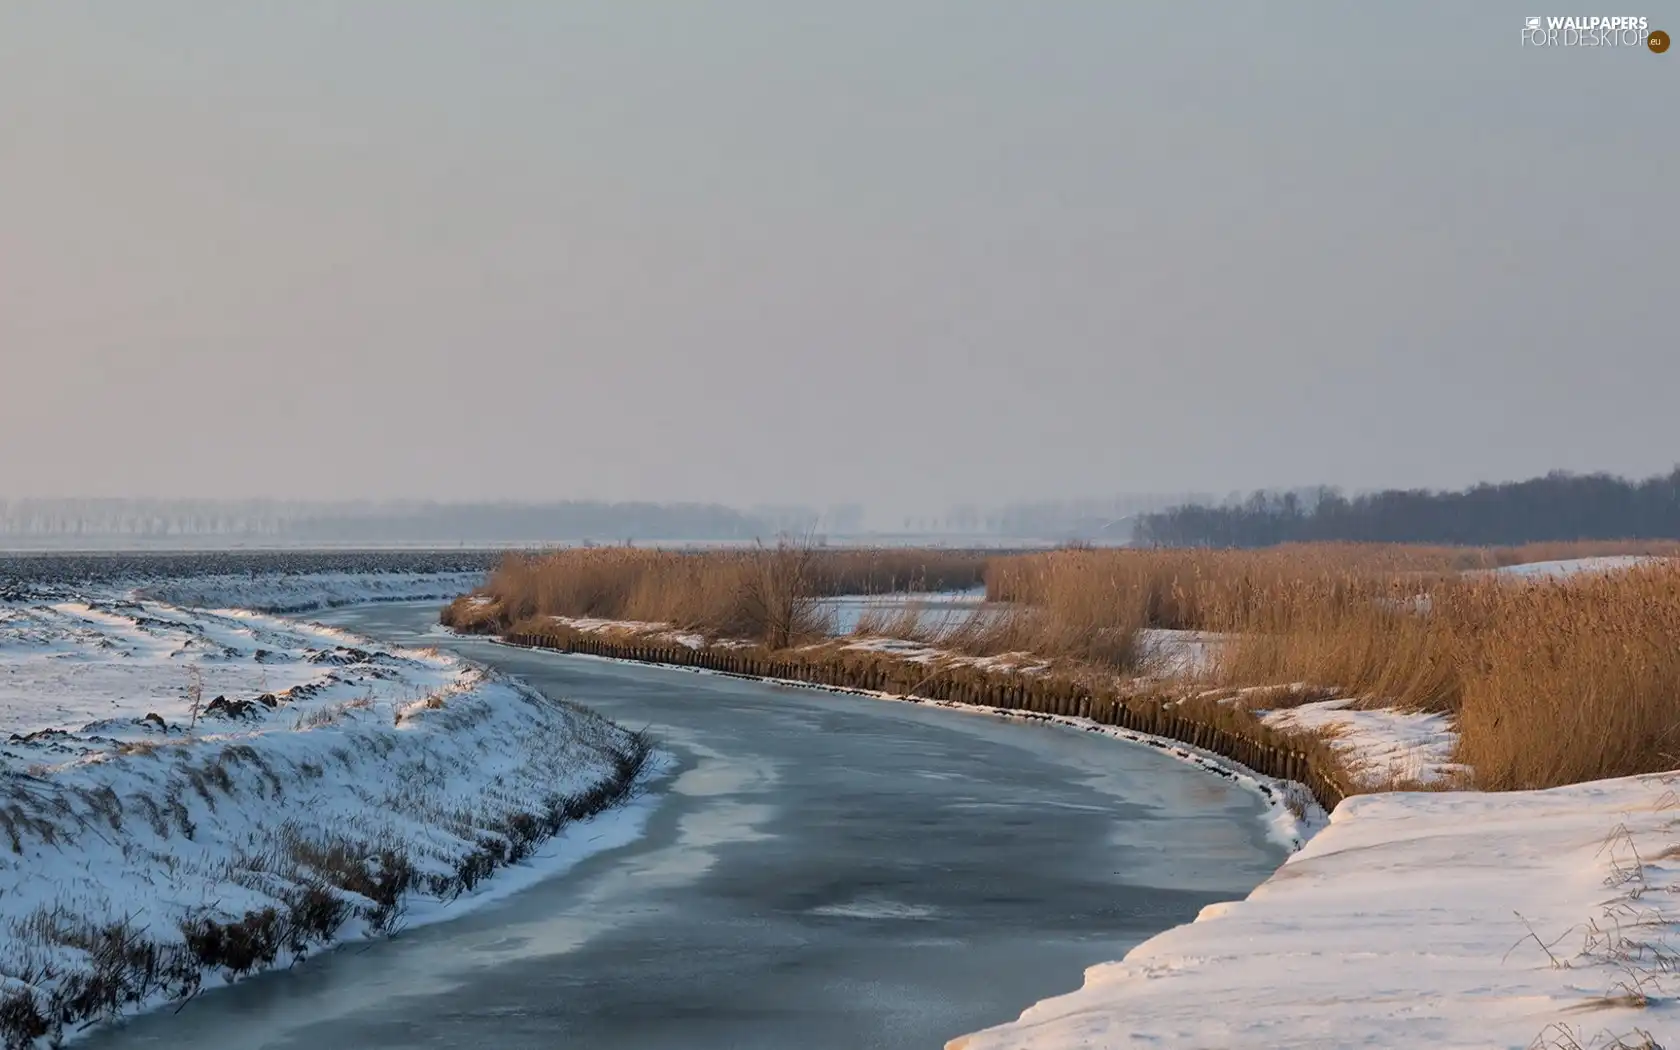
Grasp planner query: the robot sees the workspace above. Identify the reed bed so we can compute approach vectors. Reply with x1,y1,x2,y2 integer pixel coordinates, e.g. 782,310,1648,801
444,546,989,648
986,545,1680,790
450,540,1680,792
1213,564,1680,789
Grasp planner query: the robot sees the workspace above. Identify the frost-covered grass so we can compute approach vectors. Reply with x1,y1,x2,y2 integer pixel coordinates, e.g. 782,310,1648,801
0,589,651,1046
950,772,1680,1050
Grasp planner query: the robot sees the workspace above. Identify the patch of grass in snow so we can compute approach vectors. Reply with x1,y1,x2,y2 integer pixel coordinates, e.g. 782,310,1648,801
1508,816,1680,1048
292,692,377,730
1529,1022,1664,1049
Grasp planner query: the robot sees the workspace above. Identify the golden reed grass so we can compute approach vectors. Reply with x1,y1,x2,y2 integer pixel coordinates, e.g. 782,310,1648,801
444,546,989,646
987,544,1680,790
450,540,1680,791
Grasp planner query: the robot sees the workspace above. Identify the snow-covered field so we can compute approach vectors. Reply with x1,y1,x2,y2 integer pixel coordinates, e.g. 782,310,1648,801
136,570,489,614
951,772,1680,1050
0,571,655,1046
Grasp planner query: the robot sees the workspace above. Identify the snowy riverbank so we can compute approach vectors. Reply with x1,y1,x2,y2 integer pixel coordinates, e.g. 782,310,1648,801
0,572,657,1046
950,772,1680,1049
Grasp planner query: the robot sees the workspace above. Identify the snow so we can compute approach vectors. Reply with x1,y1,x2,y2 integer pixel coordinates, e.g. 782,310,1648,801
828,634,1053,673
548,616,714,650
951,772,1680,1050
0,601,349,738
1135,628,1227,676
1489,555,1662,579
1260,698,1466,788
0,580,657,1043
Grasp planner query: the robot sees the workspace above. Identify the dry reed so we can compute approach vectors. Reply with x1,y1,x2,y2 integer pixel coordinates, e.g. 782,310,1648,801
994,550,1680,791
445,546,989,648
453,540,1680,792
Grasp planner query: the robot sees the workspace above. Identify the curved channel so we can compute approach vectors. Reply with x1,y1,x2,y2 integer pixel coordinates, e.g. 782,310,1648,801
85,600,1284,1050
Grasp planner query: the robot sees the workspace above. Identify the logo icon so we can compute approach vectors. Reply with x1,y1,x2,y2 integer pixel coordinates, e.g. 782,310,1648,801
1651,28,1671,52
1526,16,1543,29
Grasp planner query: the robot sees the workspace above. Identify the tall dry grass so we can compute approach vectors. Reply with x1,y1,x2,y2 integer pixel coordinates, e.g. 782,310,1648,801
452,540,1680,790
985,544,1467,629
1211,564,1680,789
447,546,990,648
982,544,1680,789
1453,565,1680,789
1477,539,1680,568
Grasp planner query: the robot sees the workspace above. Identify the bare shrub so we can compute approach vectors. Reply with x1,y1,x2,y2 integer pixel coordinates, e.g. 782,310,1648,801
185,665,205,731
181,907,282,979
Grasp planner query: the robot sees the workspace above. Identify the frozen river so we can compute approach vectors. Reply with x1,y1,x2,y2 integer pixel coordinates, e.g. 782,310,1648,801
86,600,1283,1050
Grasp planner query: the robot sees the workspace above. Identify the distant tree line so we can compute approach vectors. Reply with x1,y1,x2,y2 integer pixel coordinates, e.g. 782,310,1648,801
921,494,1201,540
1133,469,1680,547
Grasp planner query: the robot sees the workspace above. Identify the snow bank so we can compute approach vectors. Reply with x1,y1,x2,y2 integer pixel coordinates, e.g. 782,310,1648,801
0,593,651,1045
951,773,1680,1050
1260,698,1466,788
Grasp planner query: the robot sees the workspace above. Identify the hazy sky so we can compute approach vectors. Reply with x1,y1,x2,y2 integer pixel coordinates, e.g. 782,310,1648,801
3,3,1675,517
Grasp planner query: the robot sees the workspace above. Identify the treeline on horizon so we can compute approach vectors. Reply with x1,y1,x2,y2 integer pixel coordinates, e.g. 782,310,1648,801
1134,468,1680,548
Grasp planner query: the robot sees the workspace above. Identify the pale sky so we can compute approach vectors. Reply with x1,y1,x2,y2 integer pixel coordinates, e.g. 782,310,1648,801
2,3,1675,517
